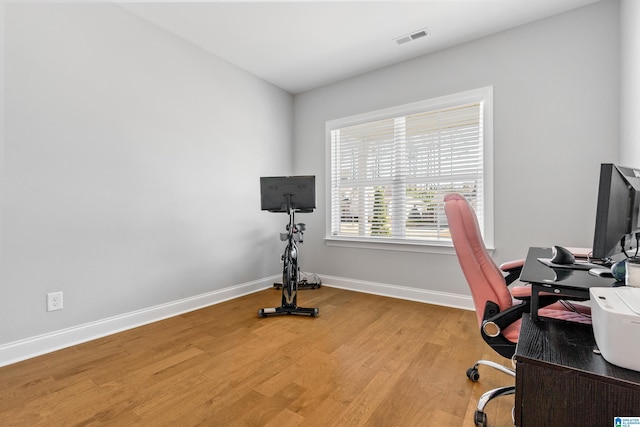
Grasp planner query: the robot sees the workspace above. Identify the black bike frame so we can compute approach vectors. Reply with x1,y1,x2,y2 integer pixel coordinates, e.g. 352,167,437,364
258,199,318,317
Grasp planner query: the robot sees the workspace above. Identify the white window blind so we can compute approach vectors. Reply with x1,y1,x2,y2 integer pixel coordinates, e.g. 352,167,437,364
327,87,493,247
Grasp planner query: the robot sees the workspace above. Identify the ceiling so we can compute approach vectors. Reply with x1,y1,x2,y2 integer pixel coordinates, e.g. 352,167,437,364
115,0,602,94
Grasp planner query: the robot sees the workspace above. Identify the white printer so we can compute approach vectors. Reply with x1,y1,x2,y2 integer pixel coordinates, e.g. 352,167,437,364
590,286,640,372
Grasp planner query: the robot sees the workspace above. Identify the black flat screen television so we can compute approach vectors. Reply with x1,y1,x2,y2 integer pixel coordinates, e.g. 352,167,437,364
260,175,316,213
592,163,640,261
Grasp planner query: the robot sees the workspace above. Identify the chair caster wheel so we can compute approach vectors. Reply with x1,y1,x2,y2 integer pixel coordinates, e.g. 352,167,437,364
474,410,487,427
258,309,266,318
467,367,480,382
312,308,319,317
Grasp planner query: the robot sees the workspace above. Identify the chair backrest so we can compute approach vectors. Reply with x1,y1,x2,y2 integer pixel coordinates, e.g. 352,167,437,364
444,193,513,327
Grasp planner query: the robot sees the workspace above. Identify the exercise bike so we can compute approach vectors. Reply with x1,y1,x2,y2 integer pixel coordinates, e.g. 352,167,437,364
272,220,321,291
258,176,319,318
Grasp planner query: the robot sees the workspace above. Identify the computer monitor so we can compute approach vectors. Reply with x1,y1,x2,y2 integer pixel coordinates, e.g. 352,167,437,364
260,175,316,213
592,163,640,262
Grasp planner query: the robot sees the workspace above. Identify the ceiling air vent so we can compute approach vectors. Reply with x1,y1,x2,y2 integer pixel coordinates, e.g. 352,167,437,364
394,28,429,45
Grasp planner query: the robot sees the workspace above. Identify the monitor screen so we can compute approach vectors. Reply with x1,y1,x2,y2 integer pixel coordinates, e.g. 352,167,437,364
592,163,640,261
260,176,316,212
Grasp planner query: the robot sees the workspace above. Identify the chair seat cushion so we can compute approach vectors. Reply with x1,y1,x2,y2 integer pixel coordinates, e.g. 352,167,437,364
502,320,522,342
502,306,592,344
539,307,592,324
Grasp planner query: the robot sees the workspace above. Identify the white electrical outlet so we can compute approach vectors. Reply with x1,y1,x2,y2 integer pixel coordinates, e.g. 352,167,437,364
47,292,63,312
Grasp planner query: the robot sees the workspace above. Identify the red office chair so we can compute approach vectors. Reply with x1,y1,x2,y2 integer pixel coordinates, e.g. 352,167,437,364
443,193,591,427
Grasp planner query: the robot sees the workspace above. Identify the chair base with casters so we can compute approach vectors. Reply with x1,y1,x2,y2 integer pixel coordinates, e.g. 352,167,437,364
467,360,515,427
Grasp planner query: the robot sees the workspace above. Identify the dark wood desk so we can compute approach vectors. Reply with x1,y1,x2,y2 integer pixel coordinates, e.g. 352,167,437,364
519,247,619,321
514,315,640,426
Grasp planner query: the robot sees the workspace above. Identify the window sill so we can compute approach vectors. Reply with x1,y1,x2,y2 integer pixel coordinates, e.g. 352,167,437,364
324,236,495,255
324,236,458,254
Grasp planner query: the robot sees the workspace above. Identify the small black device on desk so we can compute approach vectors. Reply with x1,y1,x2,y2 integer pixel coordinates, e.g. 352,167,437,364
536,245,601,271
520,247,619,322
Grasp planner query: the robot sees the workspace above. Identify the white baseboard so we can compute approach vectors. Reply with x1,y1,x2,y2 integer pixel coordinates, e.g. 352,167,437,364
319,275,474,311
0,276,277,368
0,275,473,367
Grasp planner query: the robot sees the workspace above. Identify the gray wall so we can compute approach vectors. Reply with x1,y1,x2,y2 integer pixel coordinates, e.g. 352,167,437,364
1,3,292,345
621,0,640,165
293,0,620,296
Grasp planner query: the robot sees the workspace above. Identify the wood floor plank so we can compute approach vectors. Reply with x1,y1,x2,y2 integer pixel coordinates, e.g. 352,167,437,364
0,287,517,426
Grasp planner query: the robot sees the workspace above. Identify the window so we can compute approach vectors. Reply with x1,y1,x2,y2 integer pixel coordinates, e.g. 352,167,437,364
326,87,493,251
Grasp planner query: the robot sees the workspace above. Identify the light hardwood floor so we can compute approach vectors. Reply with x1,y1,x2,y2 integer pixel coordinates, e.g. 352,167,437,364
0,287,515,426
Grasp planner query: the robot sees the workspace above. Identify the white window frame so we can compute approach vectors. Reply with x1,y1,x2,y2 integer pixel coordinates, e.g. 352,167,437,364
325,87,494,254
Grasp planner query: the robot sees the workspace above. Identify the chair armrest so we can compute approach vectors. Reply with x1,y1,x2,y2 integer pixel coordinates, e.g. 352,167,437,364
500,259,525,286
500,259,524,271
480,301,528,358
482,300,528,332
510,285,531,300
